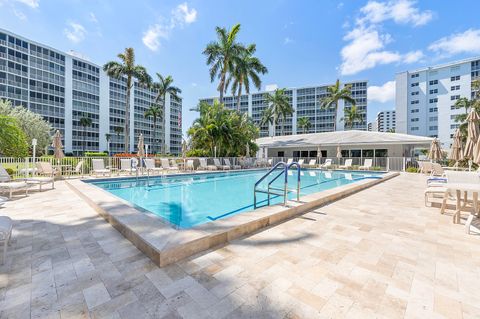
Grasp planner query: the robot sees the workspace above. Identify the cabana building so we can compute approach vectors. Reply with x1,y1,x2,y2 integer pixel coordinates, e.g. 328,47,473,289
256,130,433,160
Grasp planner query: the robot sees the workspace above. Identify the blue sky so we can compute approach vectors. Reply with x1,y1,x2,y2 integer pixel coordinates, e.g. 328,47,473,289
1,0,480,135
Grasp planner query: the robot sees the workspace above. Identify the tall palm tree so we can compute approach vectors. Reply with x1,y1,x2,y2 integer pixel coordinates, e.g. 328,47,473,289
103,48,151,153
79,116,92,154
227,44,268,111
341,105,363,130
144,104,162,154
105,133,111,155
113,127,123,153
297,117,311,134
264,89,294,136
319,79,356,131
151,73,182,154
203,24,244,102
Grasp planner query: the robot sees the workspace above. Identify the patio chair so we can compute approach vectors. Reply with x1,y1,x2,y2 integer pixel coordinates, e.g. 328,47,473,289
431,163,446,177
120,159,136,175
287,158,293,165
144,158,163,175
64,160,84,178
198,158,217,171
0,165,29,198
339,159,353,170
224,159,240,170
419,161,433,174
359,159,373,170
213,158,230,170
161,159,179,173
0,216,12,265
91,159,111,177
297,159,305,166
305,159,317,168
320,159,332,169
25,162,55,191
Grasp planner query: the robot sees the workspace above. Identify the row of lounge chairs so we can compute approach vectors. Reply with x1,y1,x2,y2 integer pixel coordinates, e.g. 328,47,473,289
0,163,55,198
285,158,374,170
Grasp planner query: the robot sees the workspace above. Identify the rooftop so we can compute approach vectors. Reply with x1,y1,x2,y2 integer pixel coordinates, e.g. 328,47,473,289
256,130,433,148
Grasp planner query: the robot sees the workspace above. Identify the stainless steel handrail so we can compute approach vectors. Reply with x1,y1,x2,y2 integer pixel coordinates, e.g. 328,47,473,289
254,161,287,208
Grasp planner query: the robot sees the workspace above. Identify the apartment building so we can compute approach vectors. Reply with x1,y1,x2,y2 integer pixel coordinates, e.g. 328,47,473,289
396,57,480,147
200,81,368,137
0,28,182,155
375,110,395,132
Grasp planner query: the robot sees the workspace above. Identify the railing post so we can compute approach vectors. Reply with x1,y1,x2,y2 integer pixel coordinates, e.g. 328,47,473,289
24,157,29,178
402,157,406,172
386,157,389,171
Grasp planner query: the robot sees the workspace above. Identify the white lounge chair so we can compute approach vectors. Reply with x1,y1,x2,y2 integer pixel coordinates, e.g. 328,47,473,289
198,158,217,171
297,159,305,167
25,162,55,191
91,159,111,177
287,158,293,165
144,158,163,175
120,159,136,175
339,159,353,170
224,159,240,170
431,163,446,177
0,165,29,198
320,159,332,169
161,159,179,173
0,216,12,264
305,159,317,168
359,159,373,170
214,158,230,170
64,160,84,178
418,161,433,174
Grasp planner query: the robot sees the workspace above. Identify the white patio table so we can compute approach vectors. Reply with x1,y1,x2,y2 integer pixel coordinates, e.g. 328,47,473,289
440,182,480,234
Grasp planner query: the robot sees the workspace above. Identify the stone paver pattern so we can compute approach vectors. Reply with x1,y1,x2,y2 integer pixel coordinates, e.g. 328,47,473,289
0,173,479,318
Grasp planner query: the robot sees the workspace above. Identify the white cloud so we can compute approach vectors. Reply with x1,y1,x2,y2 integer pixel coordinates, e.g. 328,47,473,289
173,2,197,24
283,37,293,45
142,2,197,52
89,12,98,23
359,0,432,27
64,22,86,44
339,0,431,75
15,0,38,8
13,8,26,20
428,29,480,57
368,80,396,103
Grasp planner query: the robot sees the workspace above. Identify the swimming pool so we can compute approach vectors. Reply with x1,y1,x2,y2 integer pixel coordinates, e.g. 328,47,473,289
88,169,383,228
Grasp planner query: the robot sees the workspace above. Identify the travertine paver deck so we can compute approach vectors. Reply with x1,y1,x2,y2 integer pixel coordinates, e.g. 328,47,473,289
0,173,479,318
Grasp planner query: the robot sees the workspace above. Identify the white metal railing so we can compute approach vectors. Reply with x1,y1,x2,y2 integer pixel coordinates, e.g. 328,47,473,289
0,156,431,180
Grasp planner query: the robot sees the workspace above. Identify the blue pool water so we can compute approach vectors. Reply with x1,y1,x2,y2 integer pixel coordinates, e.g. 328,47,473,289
87,169,383,228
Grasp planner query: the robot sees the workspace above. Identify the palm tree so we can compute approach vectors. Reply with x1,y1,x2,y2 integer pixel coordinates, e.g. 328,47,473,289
144,104,162,154
79,116,92,154
264,89,294,136
297,117,311,134
319,79,356,131
105,133,111,155
103,48,151,153
341,105,363,130
227,44,268,111
203,24,244,102
151,73,181,154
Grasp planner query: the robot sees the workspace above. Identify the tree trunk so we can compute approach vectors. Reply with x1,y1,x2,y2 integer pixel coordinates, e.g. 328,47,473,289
152,116,156,154
162,94,166,154
83,127,86,155
125,79,132,153
218,61,228,103
237,81,243,112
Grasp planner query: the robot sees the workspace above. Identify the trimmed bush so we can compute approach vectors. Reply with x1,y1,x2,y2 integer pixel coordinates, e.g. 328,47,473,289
406,167,419,173
85,151,108,157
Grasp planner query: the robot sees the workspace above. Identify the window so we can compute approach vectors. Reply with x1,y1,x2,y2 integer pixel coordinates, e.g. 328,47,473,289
429,107,438,112
410,73,419,78
429,116,438,121
300,151,309,157
411,100,419,105
411,91,419,96
450,124,460,129
411,82,419,87
411,127,419,131
309,151,317,157
451,75,460,81
451,95,460,100
429,126,438,130
429,89,438,94
429,80,438,85
411,118,419,122
277,151,284,157
451,85,460,91
411,109,419,113
429,98,438,103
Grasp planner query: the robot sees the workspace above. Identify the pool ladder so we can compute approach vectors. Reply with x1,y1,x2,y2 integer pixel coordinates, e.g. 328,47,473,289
253,161,301,209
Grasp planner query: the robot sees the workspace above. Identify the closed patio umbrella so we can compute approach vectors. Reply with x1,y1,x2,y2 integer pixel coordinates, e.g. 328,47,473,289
137,134,145,157
245,143,250,157
317,145,322,164
449,129,464,163
464,109,480,159
428,138,442,161
52,130,64,159
336,146,342,159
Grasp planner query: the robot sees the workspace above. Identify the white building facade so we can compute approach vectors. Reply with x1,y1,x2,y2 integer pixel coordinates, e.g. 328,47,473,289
200,81,368,137
0,29,182,155
376,110,395,132
396,57,480,148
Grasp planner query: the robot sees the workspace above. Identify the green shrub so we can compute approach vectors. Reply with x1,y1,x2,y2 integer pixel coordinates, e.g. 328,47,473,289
186,149,210,157
406,167,419,173
5,168,14,176
85,151,108,157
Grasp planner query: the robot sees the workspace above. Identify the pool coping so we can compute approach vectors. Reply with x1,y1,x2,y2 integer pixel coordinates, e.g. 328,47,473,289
66,170,399,267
